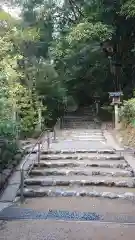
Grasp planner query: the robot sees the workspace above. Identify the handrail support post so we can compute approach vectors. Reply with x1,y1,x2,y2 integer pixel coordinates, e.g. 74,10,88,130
20,169,24,203
19,124,58,203
53,128,56,141
38,140,41,165
47,130,50,149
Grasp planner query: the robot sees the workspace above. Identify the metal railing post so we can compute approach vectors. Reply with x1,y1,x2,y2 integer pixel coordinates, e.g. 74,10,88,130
53,127,56,141
38,140,41,165
47,130,50,149
60,117,63,129
20,169,24,203
19,127,57,203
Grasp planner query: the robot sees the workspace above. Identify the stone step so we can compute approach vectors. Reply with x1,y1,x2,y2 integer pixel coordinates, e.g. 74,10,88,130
33,159,128,169
63,135,104,138
65,133,104,136
65,128,102,131
63,121,98,124
63,126,100,130
63,119,94,122
64,137,105,141
65,130,103,134
62,133,104,138
18,185,135,200
24,175,135,188
64,124,98,127
63,139,105,142
28,149,116,154
29,167,133,177
63,121,95,124
63,120,93,123
54,137,105,142
40,153,124,160
63,135,103,139
65,129,103,132
64,130,103,134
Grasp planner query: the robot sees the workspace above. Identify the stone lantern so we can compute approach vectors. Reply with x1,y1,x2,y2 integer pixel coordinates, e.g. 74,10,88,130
108,91,123,129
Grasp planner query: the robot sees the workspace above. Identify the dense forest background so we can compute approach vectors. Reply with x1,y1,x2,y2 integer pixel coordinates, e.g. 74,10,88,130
1,0,135,140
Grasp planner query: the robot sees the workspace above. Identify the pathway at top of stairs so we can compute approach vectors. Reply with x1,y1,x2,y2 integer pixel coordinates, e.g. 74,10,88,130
51,113,110,151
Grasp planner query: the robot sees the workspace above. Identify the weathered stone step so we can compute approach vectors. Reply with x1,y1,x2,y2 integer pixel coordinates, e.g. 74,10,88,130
61,133,105,140
64,120,94,123
67,135,104,139
30,167,133,177
33,159,128,169
65,132,103,137
63,126,100,130
30,149,116,154
18,185,135,200
65,133,104,136
64,132,103,135
40,153,124,160
63,129,103,133
24,176,135,188
63,115,93,119
64,137,105,141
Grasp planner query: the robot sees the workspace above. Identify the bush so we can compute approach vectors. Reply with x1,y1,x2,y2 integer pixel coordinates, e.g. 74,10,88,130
118,98,135,147
0,120,19,170
119,98,135,126
0,139,18,170
0,120,18,139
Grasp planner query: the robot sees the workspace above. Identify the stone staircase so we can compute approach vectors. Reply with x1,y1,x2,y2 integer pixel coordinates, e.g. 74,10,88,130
17,112,135,201
63,109,99,129
17,147,135,200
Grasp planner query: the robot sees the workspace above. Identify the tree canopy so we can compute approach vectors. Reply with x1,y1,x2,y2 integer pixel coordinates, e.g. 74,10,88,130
1,0,135,135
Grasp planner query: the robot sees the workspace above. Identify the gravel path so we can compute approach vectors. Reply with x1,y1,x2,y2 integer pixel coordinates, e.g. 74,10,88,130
1,220,135,240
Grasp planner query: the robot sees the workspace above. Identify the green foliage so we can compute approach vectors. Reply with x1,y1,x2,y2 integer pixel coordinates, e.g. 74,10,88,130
50,0,135,105
119,98,135,126
66,21,113,45
0,8,41,169
15,85,38,137
120,0,135,17
0,139,18,170
1,0,135,143
0,120,18,139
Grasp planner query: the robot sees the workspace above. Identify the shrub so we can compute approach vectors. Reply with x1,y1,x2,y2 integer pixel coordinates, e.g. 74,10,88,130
119,98,135,127
0,120,19,170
